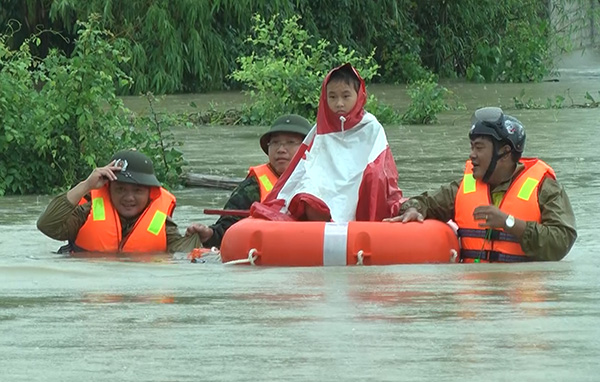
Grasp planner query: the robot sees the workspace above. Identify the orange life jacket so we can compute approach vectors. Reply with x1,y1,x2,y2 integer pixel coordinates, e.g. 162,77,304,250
454,158,555,263
74,185,176,253
247,164,279,202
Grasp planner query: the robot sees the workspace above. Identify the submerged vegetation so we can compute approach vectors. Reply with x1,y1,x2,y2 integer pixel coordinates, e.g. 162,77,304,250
513,89,600,110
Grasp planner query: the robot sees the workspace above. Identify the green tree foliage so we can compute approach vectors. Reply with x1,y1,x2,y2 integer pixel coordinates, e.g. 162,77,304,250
0,15,184,196
414,0,553,82
0,29,39,195
1,1,591,92
294,0,429,84
44,0,297,94
230,14,401,125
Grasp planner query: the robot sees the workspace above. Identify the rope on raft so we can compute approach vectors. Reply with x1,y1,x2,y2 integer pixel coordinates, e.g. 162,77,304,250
450,249,458,263
223,248,258,265
222,248,458,266
356,250,365,266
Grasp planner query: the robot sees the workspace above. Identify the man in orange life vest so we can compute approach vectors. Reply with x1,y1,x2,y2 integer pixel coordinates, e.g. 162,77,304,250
37,150,201,253
384,107,577,262
186,114,313,248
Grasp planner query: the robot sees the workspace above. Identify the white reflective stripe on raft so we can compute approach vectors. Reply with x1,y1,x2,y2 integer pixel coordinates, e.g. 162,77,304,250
322,223,349,266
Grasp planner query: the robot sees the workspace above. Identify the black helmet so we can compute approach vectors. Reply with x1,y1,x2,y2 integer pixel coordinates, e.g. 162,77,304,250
469,107,526,153
259,114,313,154
110,150,161,187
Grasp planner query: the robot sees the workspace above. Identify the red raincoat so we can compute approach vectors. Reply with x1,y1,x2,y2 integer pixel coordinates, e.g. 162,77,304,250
251,64,404,222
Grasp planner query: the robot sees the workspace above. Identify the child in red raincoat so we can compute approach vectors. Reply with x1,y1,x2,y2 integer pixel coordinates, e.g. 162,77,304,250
251,63,404,222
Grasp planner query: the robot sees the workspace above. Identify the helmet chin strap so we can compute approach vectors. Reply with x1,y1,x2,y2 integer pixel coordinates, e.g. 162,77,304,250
482,140,500,183
482,140,511,183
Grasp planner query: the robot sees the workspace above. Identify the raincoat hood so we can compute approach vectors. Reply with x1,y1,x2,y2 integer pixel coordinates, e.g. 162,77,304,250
317,63,367,135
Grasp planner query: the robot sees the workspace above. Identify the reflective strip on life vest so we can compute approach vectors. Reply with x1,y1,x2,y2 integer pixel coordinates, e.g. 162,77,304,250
91,197,106,221
258,174,274,193
323,222,348,266
248,164,279,202
462,173,476,194
147,210,167,236
517,177,540,200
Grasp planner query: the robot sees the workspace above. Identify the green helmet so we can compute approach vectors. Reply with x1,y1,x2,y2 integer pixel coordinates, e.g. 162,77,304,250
110,150,161,187
259,114,313,154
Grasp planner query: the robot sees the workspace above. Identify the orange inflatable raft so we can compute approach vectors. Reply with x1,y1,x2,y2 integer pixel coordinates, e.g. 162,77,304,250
220,218,460,266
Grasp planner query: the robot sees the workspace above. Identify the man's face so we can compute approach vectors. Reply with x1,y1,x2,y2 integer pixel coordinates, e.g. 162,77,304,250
267,132,304,175
109,182,151,218
326,80,358,115
469,137,494,180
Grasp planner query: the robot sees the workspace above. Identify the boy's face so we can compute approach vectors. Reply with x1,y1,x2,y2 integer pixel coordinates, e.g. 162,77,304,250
326,80,358,115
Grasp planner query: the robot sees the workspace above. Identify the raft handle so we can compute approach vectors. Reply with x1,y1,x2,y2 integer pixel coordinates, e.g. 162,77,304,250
450,249,458,263
223,248,259,266
356,250,370,266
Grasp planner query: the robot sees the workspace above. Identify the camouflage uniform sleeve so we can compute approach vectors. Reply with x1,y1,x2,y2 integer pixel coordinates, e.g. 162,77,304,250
400,181,460,223
520,177,577,261
203,176,260,248
165,217,203,253
36,192,90,242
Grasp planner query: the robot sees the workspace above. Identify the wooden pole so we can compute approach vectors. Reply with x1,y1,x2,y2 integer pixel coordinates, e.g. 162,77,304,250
183,173,243,190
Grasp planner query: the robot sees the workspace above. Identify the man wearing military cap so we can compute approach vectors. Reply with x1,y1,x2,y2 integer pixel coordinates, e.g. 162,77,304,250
186,114,313,248
37,150,200,253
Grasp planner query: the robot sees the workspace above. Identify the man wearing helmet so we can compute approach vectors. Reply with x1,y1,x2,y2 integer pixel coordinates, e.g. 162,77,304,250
185,114,313,248
385,107,576,262
37,150,201,254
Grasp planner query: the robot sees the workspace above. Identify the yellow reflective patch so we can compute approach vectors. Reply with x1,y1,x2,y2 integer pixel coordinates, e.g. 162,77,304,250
259,174,273,192
91,197,105,221
517,177,539,200
147,211,167,236
463,174,476,194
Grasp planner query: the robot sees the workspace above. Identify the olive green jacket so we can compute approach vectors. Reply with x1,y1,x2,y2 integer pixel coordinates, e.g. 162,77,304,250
203,175,260,248
37,192,201,253
400,163,577,261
